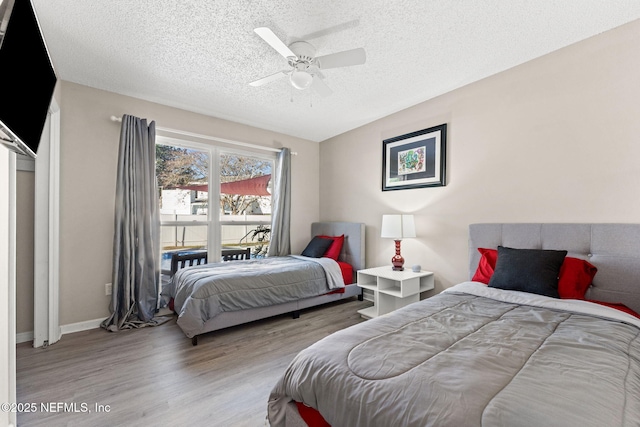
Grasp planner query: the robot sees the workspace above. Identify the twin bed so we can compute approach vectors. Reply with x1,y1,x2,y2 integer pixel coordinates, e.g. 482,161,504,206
268,223,640,427
164,222,365,345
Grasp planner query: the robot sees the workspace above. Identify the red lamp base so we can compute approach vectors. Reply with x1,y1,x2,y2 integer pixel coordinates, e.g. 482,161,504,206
391,239,405,271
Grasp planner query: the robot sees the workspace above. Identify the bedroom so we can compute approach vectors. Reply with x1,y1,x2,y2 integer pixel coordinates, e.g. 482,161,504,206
2,1,640,426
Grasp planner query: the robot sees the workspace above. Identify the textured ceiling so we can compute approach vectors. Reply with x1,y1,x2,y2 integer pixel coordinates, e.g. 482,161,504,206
31,1,640,142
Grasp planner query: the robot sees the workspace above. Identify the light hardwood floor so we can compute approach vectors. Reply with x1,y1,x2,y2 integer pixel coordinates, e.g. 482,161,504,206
16,298,372,427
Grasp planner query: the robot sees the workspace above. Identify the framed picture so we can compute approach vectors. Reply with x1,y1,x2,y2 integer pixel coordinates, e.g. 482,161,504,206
382,123,447,191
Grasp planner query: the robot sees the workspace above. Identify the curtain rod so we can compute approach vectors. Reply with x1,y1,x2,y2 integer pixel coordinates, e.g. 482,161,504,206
110,116,296,155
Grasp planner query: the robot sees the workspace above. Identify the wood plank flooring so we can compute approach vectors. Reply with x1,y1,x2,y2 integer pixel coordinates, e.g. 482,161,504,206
16,298,372,427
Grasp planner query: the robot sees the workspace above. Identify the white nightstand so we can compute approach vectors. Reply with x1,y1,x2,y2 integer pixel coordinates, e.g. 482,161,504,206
356,266,434,319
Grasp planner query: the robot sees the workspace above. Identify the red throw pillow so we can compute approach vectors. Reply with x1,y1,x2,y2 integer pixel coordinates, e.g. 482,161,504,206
557,257,598,299
317,234,344,261
587,300,640,319
472,248,597,300
471,248,497,284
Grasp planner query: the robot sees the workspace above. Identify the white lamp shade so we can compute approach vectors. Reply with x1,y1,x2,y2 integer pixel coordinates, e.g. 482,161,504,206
381,214,416,239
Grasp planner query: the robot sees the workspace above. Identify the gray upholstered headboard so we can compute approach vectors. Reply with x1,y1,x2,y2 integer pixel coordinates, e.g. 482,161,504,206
468,223,640,313
311,222,365,272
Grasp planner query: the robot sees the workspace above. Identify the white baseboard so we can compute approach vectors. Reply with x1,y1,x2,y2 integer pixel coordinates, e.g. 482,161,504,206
60,318,104,335
16,318,105,344
16,331,33,344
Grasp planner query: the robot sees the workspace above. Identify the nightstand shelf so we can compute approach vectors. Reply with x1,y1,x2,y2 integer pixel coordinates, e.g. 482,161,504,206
357,306,378,319
357,266,434,319
357,282,378,292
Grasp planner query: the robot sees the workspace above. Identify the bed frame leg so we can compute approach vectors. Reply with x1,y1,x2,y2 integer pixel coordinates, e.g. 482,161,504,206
358,290,364,301
292,310,300,319
191,336,198,346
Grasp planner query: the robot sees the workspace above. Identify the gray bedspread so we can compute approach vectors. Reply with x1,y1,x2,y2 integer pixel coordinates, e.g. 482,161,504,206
165,256,344,338
268,282,640,427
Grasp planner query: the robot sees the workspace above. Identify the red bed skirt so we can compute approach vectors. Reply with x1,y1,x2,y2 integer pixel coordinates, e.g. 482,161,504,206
295,401,330,427
325,261,353,294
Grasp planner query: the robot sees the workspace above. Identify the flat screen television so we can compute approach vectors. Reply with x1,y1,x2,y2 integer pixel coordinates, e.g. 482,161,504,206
0,0,57,158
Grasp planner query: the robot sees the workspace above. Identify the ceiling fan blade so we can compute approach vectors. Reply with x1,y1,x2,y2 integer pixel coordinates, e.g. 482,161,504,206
254,27,296,59
249,70,288,87
299,19,360,42
311,75,333,97
316,47,366,69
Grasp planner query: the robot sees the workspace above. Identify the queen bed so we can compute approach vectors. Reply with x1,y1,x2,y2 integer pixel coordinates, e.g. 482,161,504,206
268,223,640,427
164,222,365,345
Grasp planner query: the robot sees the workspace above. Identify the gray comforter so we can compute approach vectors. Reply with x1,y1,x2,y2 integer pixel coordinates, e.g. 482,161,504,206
268,282,640,427
165,255,344,338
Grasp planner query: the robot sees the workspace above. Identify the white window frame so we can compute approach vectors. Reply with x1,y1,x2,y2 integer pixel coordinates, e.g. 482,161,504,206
156,136,275,261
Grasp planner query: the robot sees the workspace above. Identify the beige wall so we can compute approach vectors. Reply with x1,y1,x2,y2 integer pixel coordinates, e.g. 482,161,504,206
48,82,319,327
319,19,640,293
15,170,34,334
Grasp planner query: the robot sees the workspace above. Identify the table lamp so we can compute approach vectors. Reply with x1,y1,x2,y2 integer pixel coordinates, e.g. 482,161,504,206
381,214,416,271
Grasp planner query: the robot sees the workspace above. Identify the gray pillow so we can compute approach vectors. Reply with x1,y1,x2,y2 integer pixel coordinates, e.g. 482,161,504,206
301,236,332,258
488,246,567,298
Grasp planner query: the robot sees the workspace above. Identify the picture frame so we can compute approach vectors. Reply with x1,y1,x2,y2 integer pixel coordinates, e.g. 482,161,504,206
382,123,447,191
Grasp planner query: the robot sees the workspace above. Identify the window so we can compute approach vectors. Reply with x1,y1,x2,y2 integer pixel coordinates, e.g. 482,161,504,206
219,152,272,258
156,137,274,279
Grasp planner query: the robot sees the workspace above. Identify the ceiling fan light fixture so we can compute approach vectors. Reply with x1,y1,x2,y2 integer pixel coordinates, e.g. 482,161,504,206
290,70,313,90
251,26,366,97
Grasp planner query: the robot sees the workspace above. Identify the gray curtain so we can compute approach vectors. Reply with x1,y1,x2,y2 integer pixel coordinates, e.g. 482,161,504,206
102,115,161,332
267,148,291,256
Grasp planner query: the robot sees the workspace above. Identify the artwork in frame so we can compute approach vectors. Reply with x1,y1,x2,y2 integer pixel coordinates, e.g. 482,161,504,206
382,123,447,191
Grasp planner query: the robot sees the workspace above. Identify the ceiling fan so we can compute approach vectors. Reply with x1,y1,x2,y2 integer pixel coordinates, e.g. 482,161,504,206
249,27,366,97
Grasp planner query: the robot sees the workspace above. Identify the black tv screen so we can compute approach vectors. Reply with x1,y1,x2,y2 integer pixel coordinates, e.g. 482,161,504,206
0,0,57,158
